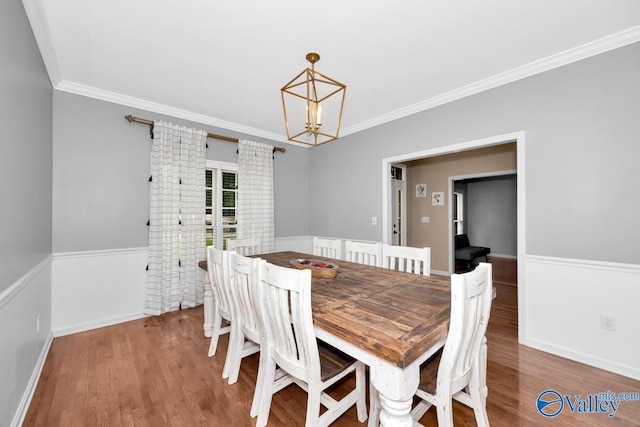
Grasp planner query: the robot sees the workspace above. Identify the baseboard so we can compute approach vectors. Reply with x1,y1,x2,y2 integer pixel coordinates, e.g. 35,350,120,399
524,336,640,381
11,332,53,427
54,312,149,337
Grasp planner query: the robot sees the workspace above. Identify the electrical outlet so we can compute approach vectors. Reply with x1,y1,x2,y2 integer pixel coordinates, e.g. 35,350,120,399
36,315,41,334
601,314,616,332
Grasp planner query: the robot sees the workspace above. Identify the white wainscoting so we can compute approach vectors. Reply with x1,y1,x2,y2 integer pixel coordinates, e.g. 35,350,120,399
523,255,640,380
51,237,315,337
46,242,640,383
274,235,313,254
52,248,149,337
0,256,53,427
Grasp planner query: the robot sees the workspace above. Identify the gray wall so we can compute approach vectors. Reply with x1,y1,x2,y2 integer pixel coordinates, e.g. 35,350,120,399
52,92,309,252
0,1,53,425
309,42,640,265
0,0,52,291
466,175,517,256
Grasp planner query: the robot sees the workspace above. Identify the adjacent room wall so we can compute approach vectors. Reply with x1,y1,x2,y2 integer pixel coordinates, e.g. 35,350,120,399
466,175,517,257
405,144,516,271
0,0,53,425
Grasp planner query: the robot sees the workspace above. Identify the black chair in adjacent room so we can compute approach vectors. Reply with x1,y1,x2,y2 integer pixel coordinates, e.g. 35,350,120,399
455,234,490,272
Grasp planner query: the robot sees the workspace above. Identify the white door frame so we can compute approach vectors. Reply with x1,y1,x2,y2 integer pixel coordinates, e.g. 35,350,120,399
389,163,407,246
381,131,526,342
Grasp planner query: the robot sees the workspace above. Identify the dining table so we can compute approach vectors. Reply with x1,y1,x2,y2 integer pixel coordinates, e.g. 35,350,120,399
255,251,452,427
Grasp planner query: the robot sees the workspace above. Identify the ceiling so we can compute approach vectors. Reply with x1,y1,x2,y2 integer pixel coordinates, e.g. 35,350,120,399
24,0,640,146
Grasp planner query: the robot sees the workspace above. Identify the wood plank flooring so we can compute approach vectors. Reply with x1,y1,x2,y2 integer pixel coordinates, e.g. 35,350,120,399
24,282,640,426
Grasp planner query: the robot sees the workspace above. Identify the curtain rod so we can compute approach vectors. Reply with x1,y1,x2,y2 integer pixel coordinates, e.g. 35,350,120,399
124,115,286,153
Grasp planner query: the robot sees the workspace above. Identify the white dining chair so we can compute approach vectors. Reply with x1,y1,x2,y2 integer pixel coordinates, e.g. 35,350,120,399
227,237,261,255
224,252,295,419
312,237,343,260
381,243,431,275
255,260,368,427
206,247,232,359
225,252,261,386
369,263,493,427
344,240,382,267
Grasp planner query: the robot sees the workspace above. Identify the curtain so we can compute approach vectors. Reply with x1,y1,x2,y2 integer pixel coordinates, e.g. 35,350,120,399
146,121,207,315
237,139,275,253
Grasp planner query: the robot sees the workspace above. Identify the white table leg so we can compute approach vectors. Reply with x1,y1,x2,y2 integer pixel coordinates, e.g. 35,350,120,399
370,359,420,427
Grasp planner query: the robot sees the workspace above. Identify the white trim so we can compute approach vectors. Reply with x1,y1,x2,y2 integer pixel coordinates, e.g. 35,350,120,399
21,0,61,86
54,313,149,338
11,332,53,427
525,337,640,382
54,81,290,143
527,254,640,273
0,255,51,310
342,26,640,137
205,159,237,171
381,131,527,342
52,247,148,260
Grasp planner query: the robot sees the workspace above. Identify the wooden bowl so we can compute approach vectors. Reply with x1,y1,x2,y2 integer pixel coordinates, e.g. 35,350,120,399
289,259,340,279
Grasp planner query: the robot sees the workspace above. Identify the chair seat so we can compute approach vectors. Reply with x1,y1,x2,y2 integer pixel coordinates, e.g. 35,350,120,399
318,340,356,382
455,246,490,261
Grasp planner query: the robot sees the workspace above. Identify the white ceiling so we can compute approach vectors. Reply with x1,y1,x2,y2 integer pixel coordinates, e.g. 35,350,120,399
24,0,640,145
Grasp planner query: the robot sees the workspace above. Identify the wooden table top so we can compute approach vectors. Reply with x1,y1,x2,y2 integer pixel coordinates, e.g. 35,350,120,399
256,251,451,369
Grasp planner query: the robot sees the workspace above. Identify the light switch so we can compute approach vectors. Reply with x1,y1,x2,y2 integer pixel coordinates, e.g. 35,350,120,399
421,216,430,223
371,216,377,225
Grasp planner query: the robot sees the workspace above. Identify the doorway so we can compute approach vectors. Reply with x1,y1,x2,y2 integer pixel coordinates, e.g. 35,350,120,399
389,164,407,246
450,171,517,274
382,131,526,342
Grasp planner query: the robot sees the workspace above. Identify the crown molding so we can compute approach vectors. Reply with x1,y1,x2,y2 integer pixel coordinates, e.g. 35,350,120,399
54,81,291,144
341,25,640,137
22,0,62,87
27,0,640,144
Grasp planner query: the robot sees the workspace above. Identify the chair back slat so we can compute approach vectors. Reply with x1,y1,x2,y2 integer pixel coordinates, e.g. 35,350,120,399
344,240,382,267
381,243,431,275
312,237,342,260
440,262,493,394
229,252,262,344
259,261,318,383
228,237,261,256
207,247,233,319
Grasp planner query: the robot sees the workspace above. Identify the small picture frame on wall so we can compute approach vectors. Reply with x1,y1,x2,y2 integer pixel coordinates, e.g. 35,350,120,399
416,184,427,198
432,191,444,206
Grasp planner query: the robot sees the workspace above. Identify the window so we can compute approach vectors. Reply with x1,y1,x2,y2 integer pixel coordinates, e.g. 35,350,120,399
206,161,238,249
453,191,464,235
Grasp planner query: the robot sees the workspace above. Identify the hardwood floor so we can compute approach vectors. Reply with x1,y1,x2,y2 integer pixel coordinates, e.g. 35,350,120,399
25,282,640,426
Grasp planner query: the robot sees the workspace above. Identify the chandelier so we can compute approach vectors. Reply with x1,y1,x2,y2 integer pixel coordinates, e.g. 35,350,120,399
281,53,346,146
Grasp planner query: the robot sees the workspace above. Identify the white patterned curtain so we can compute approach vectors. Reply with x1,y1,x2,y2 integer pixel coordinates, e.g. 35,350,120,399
237,140,275,253
146,121,207,315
